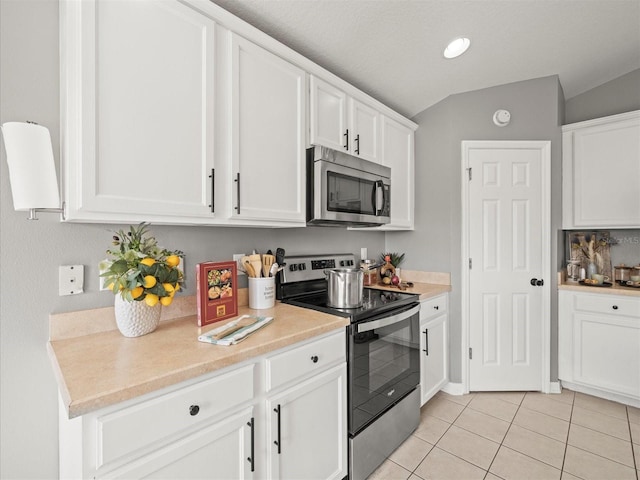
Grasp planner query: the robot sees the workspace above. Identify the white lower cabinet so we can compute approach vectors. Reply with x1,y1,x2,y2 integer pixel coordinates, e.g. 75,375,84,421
558,290,640,405
266,365,347,479
106,407,254,479
419,295,448,405
59,331,347,479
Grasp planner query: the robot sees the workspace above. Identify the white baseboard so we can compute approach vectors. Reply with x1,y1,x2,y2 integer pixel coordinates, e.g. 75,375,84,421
560,381,640,408
441,382,465,396
548,381,561,394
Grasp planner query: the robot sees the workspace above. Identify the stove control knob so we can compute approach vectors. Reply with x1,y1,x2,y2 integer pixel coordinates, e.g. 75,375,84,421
290,264,298,271
340,260,345,266
299,263,306,270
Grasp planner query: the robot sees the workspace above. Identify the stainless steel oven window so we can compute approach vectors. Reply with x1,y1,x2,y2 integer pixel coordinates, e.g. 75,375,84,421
348,304,420,435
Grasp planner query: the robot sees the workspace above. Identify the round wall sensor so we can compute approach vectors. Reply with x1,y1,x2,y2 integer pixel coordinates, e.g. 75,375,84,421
493,109,511,127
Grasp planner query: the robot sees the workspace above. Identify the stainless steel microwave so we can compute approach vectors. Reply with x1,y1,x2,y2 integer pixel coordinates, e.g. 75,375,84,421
306,145,391,227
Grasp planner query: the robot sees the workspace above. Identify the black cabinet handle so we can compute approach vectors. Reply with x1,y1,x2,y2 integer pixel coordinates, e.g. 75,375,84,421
343,129,349,150
246,417,255,472
311,355,319,363
434,305,439,310
422,329,429,356
355,134,360,155
612,305,619,310
234,172,240,214
208,168,215,213
273,404,281,454
189,405,200,416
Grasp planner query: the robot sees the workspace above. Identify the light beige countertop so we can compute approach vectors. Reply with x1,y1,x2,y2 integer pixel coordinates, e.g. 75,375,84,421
49,297,348,419
49,274,451,419
558,273,640,297
367,282,451,300
367,269,452,300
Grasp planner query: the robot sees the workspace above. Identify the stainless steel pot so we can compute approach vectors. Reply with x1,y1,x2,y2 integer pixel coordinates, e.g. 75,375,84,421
325,267,363,308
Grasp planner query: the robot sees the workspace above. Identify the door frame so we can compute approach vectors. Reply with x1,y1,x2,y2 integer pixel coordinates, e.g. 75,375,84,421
461,140,552,394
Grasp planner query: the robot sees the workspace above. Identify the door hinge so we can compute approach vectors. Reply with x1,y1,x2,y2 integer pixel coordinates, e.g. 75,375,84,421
467,167,472,181
469,347,473,359
468,258,472,269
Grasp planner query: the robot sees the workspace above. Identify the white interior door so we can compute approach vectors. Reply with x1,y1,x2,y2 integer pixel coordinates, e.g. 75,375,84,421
464,141,550,391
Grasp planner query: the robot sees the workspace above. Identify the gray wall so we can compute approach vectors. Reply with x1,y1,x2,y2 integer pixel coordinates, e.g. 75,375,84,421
389,75,565,385
0,2,385,477
565,68,640,124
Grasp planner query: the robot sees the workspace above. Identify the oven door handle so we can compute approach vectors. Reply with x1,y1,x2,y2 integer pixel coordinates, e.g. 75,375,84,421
356,305,420,333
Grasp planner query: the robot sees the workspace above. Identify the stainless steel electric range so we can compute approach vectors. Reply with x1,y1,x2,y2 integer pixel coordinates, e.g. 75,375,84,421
276,253,421,480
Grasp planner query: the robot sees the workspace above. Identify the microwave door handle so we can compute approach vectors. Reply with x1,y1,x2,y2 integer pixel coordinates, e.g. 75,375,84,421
357,305,420,333
375,180,385,216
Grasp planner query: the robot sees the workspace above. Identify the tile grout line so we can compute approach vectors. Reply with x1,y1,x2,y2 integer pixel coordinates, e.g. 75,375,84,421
626,406,639,480
560,390,575,478
482,392,526,478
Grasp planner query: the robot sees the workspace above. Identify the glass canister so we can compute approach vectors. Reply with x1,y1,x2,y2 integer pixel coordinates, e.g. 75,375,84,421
360,259,378,286
566,260,580,281
613,264,632,283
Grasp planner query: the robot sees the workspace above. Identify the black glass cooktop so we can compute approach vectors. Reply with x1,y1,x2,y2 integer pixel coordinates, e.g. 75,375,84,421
283,287,419,322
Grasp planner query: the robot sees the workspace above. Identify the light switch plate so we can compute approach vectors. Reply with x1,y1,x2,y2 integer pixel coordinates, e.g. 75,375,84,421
59,265,84,296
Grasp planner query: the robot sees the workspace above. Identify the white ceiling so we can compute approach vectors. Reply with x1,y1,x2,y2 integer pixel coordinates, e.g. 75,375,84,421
210,0,640,119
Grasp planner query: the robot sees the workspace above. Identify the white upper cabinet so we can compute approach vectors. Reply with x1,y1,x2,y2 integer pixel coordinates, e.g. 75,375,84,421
61,0,217,224
229,34,306,225
562,110,640,229
349,99,380,163
310,76,381,164
309,76,348,152
378,116,415,230
60,0,414,226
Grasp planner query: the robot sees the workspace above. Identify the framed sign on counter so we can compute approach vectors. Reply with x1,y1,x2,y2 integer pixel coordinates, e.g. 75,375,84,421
196,261,238,327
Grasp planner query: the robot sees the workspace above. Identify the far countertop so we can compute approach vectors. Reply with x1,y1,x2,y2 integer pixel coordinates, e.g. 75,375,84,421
558,273,640,298
48,277,451,419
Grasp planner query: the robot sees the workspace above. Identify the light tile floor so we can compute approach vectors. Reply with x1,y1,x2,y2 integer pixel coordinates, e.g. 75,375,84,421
368,389,639,480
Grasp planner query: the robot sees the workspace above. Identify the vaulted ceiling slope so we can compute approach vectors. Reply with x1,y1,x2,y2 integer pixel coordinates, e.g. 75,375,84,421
210,0,640,119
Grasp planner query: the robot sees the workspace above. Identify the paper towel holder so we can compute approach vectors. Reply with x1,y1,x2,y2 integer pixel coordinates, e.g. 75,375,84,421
1,121,66,220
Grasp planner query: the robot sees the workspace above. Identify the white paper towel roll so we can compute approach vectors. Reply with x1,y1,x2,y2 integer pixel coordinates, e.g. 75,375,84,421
1,122,60,210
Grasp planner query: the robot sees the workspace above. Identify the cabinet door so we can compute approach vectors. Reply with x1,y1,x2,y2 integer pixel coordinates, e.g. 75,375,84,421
379,116,414,230
563,112,640,228
420,313,448,405
230,34,306,225
103,408,254,479
309,76,348,152
62,0,216,223
349,98,381,163
574,312,640,398
267,364,347,480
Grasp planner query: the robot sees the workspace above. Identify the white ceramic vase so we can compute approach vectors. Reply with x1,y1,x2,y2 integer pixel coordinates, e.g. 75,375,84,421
114,295,162,337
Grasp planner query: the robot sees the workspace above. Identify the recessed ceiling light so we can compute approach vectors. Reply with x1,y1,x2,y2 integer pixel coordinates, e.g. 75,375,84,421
444,37,471,59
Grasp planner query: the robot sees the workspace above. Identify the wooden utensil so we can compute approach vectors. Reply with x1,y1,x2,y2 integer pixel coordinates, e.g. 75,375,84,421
244,260,257,278
211,316,259,339
249,254,262,278
262,254,275,277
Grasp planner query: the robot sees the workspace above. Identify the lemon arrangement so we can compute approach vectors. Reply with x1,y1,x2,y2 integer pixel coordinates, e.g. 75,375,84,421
100,223,184,337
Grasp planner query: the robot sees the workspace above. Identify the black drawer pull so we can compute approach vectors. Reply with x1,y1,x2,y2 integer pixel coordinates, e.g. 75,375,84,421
311,355,319,363
247,417,255,472
189,405,200,416
434,305,439,310
274,404,281,454
612,305,619,310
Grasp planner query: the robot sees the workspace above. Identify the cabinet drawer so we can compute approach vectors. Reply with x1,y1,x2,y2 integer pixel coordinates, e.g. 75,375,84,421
96,364,254,468
574,294,640,317
266,331,345,392
420,295,448,320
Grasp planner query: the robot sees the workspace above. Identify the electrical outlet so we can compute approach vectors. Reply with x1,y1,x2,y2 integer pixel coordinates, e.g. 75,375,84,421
233,254,246,275
59,265,84,296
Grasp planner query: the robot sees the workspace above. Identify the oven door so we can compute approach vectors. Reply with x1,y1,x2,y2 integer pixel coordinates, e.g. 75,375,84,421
348,303,420,435
311,159,390,226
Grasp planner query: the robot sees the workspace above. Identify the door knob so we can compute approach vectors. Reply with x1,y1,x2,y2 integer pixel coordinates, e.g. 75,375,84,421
530,278,544,286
